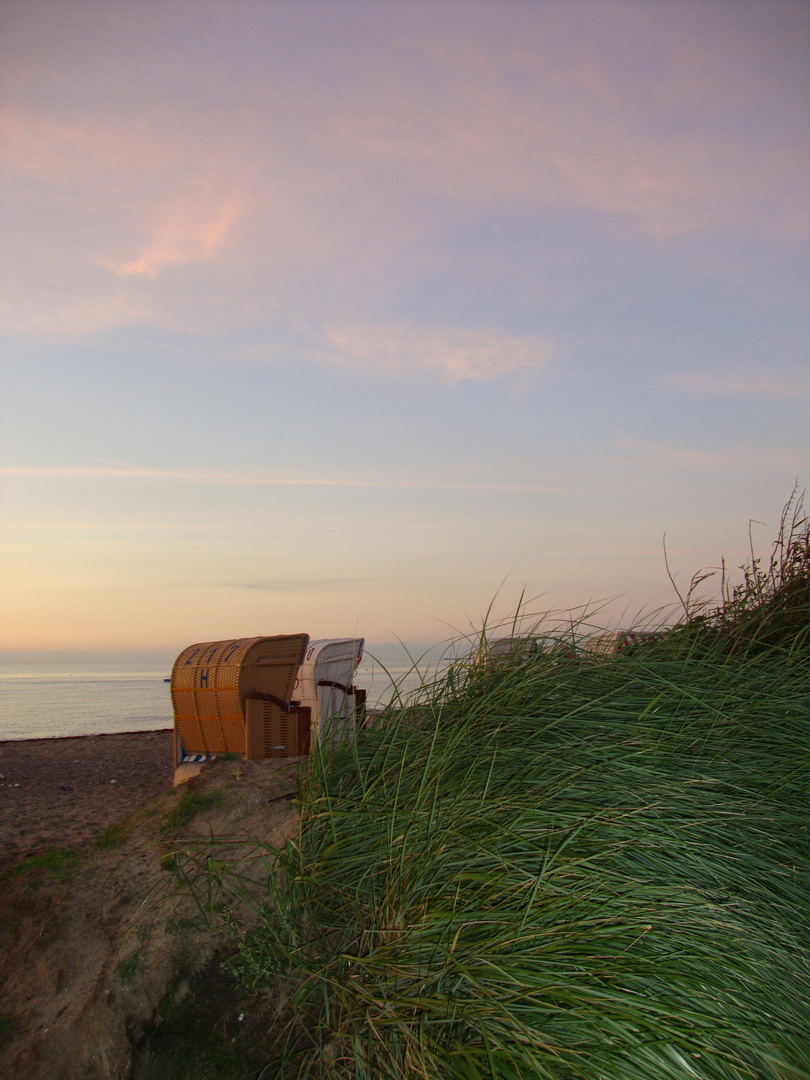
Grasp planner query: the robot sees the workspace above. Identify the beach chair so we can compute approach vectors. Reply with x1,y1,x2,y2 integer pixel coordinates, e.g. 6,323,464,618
581,631,665,657
488,636,580,662
488,636,542,659
170,634,309,784
293,639,366,747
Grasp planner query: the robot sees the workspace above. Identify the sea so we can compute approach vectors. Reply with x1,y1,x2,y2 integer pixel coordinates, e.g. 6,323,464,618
0,659,435,742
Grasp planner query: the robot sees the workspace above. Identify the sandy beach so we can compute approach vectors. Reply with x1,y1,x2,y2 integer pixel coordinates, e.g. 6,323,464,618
0,729,174,869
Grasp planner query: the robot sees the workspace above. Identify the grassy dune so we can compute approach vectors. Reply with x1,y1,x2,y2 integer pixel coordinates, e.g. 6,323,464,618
244,643,807,1078
175,495,809,1079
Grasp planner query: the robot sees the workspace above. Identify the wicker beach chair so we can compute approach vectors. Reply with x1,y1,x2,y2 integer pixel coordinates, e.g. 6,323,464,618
170,634,309,781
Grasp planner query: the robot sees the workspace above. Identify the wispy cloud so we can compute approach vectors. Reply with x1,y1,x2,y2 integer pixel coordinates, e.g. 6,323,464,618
114,194,243,277
664,367,810,401
325,7,809,241
216,577,380,592
1,3,806,342
325,325,552,382
0,283,158,337
614,437,804,472
0,463,580,495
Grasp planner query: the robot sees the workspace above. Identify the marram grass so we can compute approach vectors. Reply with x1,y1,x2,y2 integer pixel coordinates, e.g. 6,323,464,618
161,502,810,1077
184,624,809,1080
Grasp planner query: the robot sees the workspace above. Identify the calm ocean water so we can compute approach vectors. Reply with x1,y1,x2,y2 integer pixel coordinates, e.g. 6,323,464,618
0,661,433,741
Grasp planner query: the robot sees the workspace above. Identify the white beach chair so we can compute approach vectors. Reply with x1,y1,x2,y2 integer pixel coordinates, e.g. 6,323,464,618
292,638,366,748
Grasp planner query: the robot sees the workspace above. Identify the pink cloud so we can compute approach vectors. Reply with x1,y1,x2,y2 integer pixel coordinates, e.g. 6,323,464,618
324,325,553,382
665,367,810,401
323,20,808,241
1,1,806,338
114,193,243,276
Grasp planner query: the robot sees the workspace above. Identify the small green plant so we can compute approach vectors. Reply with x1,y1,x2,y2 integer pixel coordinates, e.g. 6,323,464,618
117,923,152,986
133,951,278,1080
96,819,130,850
0,845,80,882
0,1013,15,1046
161,787,225,833
225,927,289,987
164,915,201,937
117,950,141,986
216,751,241,761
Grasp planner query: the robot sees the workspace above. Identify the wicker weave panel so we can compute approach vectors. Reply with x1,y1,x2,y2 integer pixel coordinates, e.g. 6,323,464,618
245,701,312,758
171,635,309,756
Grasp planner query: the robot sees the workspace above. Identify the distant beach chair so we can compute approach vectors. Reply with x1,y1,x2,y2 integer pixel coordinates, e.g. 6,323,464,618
487,636,542,659
487,636,579,661
581,631,665,657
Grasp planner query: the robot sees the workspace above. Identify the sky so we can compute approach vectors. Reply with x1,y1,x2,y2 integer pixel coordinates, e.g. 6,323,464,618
0,0,808,658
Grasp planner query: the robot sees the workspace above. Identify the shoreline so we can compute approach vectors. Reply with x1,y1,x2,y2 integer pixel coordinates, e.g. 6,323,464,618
0,726,172,746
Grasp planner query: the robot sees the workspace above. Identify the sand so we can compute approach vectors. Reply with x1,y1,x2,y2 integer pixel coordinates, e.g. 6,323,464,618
0,729,175,869
0,752,301,1078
